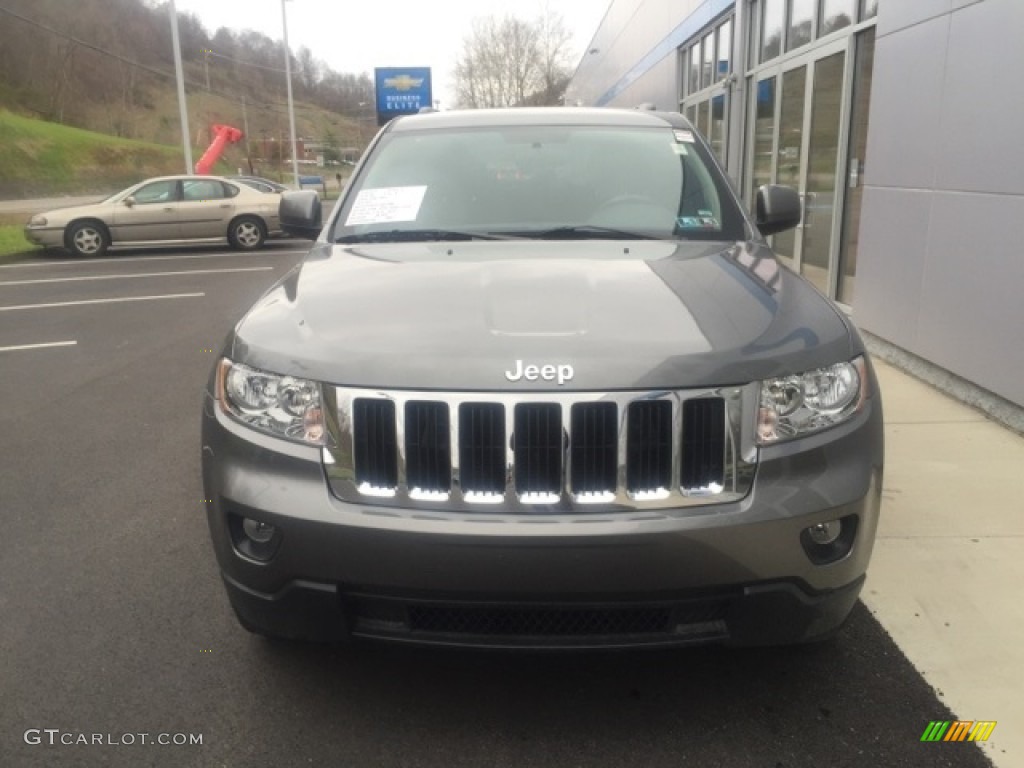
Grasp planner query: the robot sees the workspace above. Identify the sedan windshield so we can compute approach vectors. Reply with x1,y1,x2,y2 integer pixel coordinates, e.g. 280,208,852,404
333,124,748,243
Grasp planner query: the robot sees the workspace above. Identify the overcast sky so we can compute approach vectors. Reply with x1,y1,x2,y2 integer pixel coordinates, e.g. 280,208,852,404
169,0,609,107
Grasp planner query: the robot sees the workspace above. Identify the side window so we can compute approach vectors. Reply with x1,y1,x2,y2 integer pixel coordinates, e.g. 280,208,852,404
133,181,178,204
183,180,226,202
222,182,241,198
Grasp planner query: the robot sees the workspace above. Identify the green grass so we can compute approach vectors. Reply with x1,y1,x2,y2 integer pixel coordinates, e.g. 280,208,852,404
0,110,208,197
0,224,40,262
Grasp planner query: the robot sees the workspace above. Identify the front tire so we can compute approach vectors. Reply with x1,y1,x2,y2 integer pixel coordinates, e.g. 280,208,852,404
228,216,266,250
66,221,109,258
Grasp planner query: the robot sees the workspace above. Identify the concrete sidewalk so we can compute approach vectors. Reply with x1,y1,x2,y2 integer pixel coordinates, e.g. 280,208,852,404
863,359,1023,765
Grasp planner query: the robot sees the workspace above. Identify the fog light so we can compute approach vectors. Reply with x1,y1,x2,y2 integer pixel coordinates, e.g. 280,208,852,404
242,517,276,543
800,515,858,565
227,512,283,562
806,520,841,546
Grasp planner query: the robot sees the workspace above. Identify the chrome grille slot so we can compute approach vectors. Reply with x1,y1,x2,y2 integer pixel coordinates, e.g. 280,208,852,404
353,398,398,495
570,402,618,499
325,385,756,513
513,403,563,502
626,400,673,498
458,402,506,498
405,401,451,498
681,397,726,494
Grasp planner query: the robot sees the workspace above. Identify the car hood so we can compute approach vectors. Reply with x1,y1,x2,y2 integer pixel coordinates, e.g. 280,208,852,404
34,200,112,223
230,240,855,391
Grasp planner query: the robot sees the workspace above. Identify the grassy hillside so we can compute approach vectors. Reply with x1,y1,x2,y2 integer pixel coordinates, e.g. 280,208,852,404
0,110,210,197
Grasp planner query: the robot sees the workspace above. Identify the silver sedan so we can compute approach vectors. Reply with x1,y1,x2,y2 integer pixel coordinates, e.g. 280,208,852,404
24,175,283,257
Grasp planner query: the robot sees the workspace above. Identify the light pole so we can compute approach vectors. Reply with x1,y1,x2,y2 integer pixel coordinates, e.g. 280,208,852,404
168,0,193,173
280,0,300,188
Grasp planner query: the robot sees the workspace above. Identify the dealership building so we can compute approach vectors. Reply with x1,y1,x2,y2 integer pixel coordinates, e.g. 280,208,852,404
568,0,1023,421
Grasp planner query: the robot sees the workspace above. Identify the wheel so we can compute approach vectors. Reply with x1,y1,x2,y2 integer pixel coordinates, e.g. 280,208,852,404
66,221,109,257
228,216,266,250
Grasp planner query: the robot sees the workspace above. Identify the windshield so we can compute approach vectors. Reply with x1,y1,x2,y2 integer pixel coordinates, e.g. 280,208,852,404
332,124,748,243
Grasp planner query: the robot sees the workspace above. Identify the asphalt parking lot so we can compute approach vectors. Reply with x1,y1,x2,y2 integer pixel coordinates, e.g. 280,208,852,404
0,244,999,767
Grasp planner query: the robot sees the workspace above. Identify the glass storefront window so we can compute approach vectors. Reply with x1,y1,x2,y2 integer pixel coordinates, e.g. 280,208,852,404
860,0,878,19
689,45,700,94
838,28,876,304
772,65,806,261
820,0,855,35
761,0,784,62
750,76,776,210
787,0,815,51
697,100,710,139
801,52,845,294
702,33,714,88
716,19,732,82
749,0,761,68
711,93,727,161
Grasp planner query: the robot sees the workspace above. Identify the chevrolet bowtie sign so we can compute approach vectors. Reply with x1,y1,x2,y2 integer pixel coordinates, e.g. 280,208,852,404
383,75,424,91
375,67,433,126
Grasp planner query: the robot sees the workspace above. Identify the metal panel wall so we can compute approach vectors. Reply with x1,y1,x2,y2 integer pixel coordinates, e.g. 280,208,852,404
566,0,728,109
855,0,1024,406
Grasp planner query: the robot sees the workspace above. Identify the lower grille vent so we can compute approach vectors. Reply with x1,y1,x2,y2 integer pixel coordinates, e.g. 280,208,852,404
348,594,734,647
408,604,672,636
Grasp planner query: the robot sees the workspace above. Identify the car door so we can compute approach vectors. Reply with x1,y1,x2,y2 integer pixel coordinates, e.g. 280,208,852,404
179,179,235,239
109,179,181,242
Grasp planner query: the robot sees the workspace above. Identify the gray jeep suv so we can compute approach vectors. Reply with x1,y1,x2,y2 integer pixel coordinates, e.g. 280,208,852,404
201,107,883,648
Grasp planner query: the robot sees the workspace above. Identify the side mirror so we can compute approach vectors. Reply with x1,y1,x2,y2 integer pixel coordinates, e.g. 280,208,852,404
123,196,136,208
755,185,801,236
279,190,322,240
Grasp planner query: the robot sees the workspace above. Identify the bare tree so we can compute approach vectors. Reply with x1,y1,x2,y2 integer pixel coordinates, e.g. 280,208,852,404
536,11,573,104
454,14,572,109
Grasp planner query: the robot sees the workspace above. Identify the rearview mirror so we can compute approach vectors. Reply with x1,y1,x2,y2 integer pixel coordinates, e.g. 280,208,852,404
755,185,801,236
279,191,322,240
123,196,136,208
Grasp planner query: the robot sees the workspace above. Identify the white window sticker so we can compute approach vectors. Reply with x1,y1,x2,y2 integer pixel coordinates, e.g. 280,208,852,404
345,185,428,226
674,130,695,143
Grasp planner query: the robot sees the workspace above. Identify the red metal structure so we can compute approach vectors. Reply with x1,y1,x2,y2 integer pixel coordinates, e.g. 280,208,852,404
194,124,244,175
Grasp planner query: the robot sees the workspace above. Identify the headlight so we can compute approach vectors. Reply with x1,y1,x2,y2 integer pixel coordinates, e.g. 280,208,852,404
216,359,325,445
28,215,47,226
757,357,868,444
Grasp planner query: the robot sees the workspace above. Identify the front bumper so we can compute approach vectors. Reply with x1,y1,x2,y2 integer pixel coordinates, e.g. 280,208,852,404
23,225,64,248
201,384,883,648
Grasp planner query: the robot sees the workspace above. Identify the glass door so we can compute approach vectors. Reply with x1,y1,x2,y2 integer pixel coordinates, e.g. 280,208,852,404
772,62,808,265
800,47,847,294
745,37,851,294
837,27,876,304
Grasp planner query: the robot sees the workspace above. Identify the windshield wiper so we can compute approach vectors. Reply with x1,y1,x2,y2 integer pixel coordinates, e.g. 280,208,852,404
336,229,510,243
524,225,662,240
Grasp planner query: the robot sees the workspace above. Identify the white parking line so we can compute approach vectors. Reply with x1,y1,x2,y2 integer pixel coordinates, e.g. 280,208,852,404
0,340,78,353
0,266,274,287
0,293,204,312
0,249,310,269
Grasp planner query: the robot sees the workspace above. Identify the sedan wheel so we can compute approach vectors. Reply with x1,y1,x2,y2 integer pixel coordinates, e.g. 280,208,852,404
229,217,266,250
68,222,109,257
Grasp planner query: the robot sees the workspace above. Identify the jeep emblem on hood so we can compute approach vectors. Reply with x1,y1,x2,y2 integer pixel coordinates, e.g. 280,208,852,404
505,360,574,386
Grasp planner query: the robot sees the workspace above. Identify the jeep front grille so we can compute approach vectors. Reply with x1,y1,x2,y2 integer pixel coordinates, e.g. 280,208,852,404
324,386,756,513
